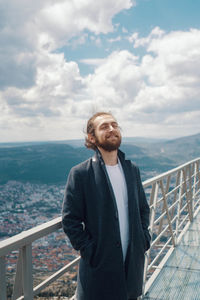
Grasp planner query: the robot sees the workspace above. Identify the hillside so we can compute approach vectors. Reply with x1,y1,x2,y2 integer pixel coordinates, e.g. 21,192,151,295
144,133,200,164
0,142,175,184
0,144,92,184
1,133,199,184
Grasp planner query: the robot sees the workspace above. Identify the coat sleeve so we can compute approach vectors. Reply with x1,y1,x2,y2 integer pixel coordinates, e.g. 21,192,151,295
135,166,151,251
62,167,95,262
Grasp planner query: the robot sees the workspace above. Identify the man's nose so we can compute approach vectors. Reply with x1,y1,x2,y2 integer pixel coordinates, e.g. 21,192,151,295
108,124,115,131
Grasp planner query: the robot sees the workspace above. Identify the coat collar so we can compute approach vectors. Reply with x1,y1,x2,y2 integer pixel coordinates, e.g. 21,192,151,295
92,148,126,164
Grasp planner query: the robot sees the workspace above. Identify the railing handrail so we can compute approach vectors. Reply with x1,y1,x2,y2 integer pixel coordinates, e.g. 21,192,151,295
0,216,62,257
143,157,200,187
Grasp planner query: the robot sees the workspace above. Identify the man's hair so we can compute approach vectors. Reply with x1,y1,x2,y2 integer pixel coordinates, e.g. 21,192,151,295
85,111,114,150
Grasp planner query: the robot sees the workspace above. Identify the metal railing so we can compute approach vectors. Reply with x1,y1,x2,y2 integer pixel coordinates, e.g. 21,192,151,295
0,158,200,300
142,157,200,295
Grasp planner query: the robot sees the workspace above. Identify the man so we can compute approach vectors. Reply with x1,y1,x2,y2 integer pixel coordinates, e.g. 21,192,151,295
62,112,151,300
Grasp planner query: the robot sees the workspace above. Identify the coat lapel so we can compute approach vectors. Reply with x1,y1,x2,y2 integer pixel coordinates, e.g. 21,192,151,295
118,150,137,239
91,151,119,218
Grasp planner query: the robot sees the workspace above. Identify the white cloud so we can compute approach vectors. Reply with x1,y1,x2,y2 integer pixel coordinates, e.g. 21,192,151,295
85,50,142,107
0,0,135,141
122,27,128,33
108,36,122,43
127,32,138,43
133,27,165,48
79,28,200,138
80,58,106,66
36,0,133,50
0,0,133,89
68,33,89,48
136,28,200,115
2,50,85,119
95,37,102,47
0,0,200,142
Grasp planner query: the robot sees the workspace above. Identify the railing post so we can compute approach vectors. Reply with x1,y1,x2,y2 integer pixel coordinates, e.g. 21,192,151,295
176,169,183,240
143,182,158,294
171,171,181,220
12,249,23,299
160,180,176,247
158,175,171,236
182,168,193,222
193,162,197,199
193,162,198,210
149,182,159,239
22,244,33,300
188,163,194,220
0,256,7,300
197,161,200,190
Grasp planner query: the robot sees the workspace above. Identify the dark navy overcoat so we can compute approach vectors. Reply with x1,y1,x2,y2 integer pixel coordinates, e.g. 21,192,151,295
62,149,151,300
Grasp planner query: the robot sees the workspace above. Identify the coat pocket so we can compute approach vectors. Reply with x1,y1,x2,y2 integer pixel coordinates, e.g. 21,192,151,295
80,241,96,265
143,229,151,251
140,230,148,252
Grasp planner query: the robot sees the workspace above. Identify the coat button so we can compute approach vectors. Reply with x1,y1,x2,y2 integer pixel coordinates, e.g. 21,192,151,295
116,241,121,247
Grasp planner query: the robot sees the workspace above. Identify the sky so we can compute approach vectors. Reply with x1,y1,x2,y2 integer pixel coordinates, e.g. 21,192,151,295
0,0,200,142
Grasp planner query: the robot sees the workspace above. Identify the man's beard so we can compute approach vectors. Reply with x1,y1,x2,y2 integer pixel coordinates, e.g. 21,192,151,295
95,133,121,152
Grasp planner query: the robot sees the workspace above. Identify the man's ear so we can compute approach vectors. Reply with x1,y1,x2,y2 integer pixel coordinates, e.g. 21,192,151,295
88,133,96,145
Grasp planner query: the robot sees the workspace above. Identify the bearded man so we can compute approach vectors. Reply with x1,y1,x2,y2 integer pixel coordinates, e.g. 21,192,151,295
62,112,151,300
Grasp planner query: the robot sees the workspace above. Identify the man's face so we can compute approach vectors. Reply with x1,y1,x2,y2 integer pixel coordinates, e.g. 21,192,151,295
90,114,122,152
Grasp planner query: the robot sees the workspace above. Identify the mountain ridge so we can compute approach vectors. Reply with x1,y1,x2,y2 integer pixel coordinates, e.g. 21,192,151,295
0,133,199,184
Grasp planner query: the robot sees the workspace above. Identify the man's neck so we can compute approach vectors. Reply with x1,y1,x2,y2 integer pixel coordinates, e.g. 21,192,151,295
98,147,118,166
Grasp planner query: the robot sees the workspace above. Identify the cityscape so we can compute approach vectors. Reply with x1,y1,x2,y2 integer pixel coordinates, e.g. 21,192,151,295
0,181,79,298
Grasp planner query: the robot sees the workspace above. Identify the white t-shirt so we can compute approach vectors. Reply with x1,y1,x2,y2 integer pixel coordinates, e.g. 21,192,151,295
106,160,129,261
